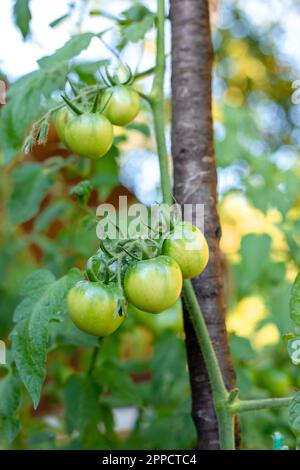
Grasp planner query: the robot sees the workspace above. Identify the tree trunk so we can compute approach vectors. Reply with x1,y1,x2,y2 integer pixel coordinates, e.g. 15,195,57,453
170,0,237,449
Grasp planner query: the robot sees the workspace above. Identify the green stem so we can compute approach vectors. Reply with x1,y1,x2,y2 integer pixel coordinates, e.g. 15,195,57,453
183,280,235,450
88,338,103,375
230,396,293,414
86,256,100,282
134,65,156,81
61,94,83,115
151,101,173,205
150,0,173,205
150,0,234,450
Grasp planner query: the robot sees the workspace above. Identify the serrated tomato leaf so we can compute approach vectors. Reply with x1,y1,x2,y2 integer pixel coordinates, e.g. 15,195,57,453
64,374,101,434
8,163,53,224
10,268,83,408
0,33,94,162
13,0,32,40
0,369,21,443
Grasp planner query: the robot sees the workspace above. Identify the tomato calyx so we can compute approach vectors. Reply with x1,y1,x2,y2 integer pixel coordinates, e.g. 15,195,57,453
61,94,83,115
84,234,168,317
100,63,134,87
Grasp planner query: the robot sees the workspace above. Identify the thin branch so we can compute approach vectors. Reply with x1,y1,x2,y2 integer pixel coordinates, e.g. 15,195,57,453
229,396,293,414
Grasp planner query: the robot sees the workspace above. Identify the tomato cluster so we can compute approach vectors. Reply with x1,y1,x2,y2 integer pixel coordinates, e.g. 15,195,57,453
67,221,209,337
54,67,141,160
62,66,209,337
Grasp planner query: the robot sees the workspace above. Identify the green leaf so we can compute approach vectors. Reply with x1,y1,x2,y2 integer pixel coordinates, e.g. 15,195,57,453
151,334,186,405
91,146,119,201
230,334,255,362
52,315,99,348
8,163,53,224
290,271,300,326
49,13,69,28
268,281,292,333
64,374,101,434
0,370,21,417
0,370,21,443
2,416,20,443
98,360,141,406
289,392,300,441
0,71,66,162
13,0,32,40
10,268,83,408
122,5,151,22
126,122,151,137
70,180,93,206
233,234,272,295
0,33,94,162
73,59,109,85
34,201,70,231
38,33,94,69
123,14,154,42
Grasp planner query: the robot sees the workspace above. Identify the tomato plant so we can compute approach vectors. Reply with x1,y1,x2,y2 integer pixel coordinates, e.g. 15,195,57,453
102,86,141,126
54,107,73,144
1,0,299,455
64,113,113,159
163,222,209,279
67,280,124,336
124,256,183,313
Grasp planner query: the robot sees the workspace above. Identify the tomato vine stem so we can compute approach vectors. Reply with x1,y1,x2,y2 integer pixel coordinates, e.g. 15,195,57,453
229,396,293,414
88,337,103,375
149,0,297,450
150,0,235,450
150,0,173,205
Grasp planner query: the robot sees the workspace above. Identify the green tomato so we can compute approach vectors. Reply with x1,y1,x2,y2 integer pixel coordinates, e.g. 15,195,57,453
67,280,124,336
102,86,141,126
64,113,113,159
124,255,182,314
54,108,73,144
128,299,183,334
163,222,209,279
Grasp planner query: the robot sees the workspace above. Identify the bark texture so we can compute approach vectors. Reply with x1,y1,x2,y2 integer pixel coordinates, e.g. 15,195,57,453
170,0,237,449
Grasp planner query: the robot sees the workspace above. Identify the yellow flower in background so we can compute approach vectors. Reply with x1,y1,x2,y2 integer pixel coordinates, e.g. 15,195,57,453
226,296,280,349
238,57,266,81
286,261,298,284
212,101,223,122
252,324,280,349
219,193,287,261
226,39,266,83
227,39,249,58
225,87,244,106
226,296,267,337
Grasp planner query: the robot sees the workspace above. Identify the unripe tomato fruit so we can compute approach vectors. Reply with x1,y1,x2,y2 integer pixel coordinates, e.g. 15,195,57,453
102,86,141,126
54,108,73,144
163,222,209,279
64,113,113,159
67,280,124,336
124,255,182,314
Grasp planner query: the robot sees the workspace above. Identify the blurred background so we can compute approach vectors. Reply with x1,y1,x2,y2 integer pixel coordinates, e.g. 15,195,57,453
1,0,300,450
